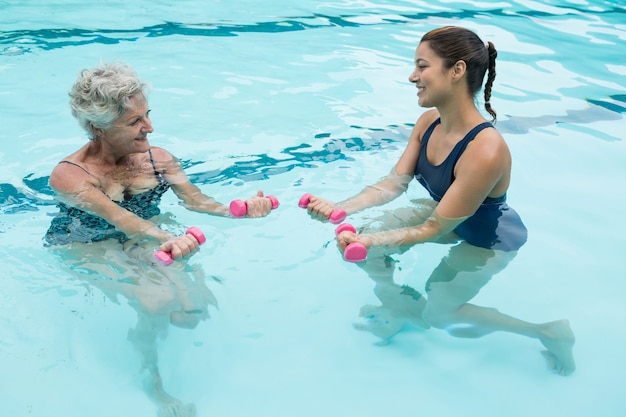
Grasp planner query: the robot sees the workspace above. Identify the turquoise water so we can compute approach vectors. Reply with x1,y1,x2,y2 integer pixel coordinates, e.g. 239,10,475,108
1,1,625,416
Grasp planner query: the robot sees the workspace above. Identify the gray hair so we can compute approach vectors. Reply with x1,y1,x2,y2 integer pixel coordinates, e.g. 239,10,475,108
69,62,151,140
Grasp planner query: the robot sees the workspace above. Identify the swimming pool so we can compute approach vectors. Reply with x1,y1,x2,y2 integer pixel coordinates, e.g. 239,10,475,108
1,0,625,416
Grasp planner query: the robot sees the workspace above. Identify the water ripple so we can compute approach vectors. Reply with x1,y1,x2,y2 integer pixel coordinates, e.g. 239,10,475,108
1,6,624,54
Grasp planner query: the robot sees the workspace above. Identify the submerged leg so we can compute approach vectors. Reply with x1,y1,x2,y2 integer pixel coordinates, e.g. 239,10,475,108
128,313,197,417
353,254,430,343
51,239,205,413
423,243,576,375
351,205,438,342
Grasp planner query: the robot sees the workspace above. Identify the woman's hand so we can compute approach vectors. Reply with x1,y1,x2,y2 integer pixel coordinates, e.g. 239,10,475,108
243,190,273,218
336,230,373,252
305,195,341,222
158,233,202,260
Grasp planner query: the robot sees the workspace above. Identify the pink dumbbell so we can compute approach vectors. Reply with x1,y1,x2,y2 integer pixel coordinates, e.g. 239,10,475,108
335,223,367,263
298,193,346,224
153,227,206,266
229,195,280,218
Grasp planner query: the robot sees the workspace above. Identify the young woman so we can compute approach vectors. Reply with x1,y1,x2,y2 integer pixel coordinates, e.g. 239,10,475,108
304,26,575,376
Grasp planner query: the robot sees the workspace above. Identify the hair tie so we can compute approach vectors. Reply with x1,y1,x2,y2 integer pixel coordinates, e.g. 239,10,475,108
484,41,489,49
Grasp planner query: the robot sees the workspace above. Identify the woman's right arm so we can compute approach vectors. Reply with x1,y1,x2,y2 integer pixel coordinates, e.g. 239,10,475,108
49,163,175,243
306,110,437,220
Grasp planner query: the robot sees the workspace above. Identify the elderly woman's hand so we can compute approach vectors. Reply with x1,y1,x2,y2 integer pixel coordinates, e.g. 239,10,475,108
243,190,274,218
158,233,201,260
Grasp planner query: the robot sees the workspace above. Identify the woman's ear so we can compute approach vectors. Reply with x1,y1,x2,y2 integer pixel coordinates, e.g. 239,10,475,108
451,60,467,80
89,122,102,137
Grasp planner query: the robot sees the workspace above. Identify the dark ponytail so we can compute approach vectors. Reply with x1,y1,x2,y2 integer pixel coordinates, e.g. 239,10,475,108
484,41,497,122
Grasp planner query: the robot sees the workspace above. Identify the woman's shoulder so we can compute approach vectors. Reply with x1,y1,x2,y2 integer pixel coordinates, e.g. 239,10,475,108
408,109,440,144
147,146,175,161
415,109,440,129
461,124,511,174
146,146,184,175
49,159,98,193
472,121,508,152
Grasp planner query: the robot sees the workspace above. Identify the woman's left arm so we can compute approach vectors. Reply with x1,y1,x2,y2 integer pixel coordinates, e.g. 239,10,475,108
152,147,272,217
338,130,510,250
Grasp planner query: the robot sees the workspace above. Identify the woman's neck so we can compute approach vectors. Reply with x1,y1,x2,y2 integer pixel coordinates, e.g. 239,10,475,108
436,97,485,135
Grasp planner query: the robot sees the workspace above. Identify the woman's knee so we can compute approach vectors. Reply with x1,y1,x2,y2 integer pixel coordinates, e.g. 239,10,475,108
422,304,457,329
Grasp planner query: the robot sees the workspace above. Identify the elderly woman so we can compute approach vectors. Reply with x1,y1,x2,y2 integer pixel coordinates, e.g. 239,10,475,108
45,62,272,417
45,62,272,256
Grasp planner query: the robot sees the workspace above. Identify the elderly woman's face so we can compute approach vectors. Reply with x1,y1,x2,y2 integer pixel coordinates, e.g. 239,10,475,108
101,94,153,154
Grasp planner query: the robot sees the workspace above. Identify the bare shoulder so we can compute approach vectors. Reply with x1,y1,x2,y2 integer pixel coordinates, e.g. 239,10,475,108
395,110,439,175
147,146,182,173
148,146,175,161
413,109,440,137
405,109,439,147
473,126,510,160
461,126,511,174
49,161,98,193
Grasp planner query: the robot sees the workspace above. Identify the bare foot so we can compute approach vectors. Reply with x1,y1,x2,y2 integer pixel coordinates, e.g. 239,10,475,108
539,319,576,376
145,369,197,417
353,304,406,343
157,399,196,417
373,284,431,330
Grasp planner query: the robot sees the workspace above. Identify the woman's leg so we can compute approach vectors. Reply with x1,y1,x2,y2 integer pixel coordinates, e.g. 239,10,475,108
423,243,576,375
352,203,439,342
50,241,203,414
127,312,196,417
353,254,430,342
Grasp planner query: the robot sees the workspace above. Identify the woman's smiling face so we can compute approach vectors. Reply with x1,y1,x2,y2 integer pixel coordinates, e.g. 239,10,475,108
408,41,453,108
100,94,154,155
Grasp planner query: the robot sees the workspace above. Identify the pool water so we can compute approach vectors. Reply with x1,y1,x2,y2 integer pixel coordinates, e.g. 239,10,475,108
1,1,625,416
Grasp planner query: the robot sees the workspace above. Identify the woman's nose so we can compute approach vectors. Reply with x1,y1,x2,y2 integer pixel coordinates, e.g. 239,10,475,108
143,118,154,133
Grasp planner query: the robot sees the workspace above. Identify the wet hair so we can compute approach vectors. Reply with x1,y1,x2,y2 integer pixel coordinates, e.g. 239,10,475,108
68,62,150,140
421,26,498,122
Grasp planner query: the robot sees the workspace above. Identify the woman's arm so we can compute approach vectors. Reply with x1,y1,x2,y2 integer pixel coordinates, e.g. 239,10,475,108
338,120,510,250
49,162,174,242
49,160,200,260
151,147,272,218
306,112,438,220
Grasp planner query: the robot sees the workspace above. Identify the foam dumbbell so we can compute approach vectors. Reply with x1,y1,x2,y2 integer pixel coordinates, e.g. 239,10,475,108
229,195,280,218
335,223,367,263
153,226,206,266
298,193,346,224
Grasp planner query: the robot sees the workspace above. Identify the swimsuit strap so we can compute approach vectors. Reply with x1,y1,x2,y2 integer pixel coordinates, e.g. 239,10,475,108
147,148,161,176
420,118,441,149
58,160,97,178
445,121,494,183
420,118,494,166
449,121,494,163
62,150,160,177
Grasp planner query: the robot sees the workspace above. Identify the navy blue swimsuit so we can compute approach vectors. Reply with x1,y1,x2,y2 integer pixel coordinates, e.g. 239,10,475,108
415,118,527,251
45,149,170,245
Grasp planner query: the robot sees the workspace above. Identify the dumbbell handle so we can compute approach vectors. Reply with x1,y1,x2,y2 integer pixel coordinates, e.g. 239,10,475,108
153,227,206,266
229,195,280,218
298,193,346,224
335,223,367,263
